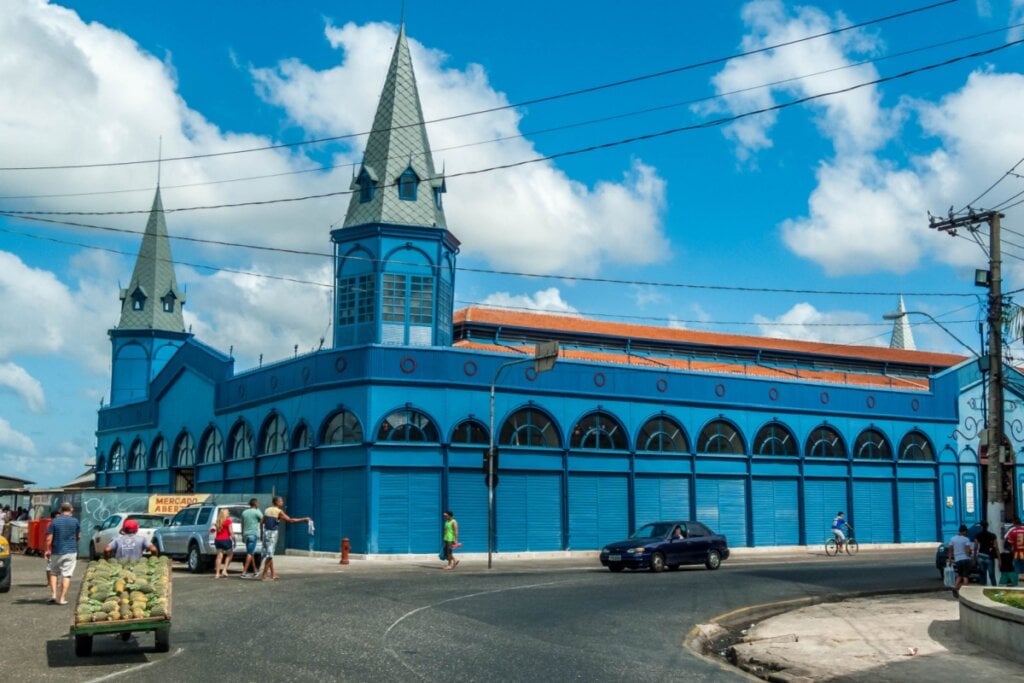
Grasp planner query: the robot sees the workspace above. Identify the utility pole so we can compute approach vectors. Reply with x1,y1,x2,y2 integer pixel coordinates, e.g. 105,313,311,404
930,209,1009,527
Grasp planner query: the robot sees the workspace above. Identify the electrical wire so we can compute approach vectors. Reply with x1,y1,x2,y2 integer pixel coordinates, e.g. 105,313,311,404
6,16,1020,203
0,0,959,172
0,217,979,298
958,155,1024,214
5,35,1022,219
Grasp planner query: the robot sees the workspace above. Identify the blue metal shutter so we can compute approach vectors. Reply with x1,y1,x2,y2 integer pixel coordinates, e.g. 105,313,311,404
634,476,691,528
752,479,799,546
897,481,937,542
803,479,847,546
568,474,628,549
287,471,313,550
853,480,894,543
377,470,440,553
497,472,561,551
339,470,366,552
319,471,344,553
447,471,488,552
696,478,747,546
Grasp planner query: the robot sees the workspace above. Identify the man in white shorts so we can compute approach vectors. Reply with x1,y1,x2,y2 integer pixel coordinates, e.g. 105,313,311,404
45,502,81,605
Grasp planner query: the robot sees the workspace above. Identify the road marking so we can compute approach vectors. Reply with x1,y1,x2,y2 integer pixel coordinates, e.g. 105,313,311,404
382,579,574,678
83,647,184,683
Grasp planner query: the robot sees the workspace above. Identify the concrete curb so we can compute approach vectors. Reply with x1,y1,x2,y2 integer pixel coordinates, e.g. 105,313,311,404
958,586,1024,665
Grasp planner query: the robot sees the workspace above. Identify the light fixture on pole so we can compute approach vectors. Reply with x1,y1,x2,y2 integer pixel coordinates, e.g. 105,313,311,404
487,341,559,569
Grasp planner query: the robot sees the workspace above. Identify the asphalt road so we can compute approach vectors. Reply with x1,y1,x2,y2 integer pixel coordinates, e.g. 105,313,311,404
3,548,939,682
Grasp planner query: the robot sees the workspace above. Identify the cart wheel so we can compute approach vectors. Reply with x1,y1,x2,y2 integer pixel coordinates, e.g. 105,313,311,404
155,628,170,653
75,634,93,657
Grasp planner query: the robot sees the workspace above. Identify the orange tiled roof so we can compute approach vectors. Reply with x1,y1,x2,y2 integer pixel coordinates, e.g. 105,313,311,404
454,307,964,368
453,340,931,391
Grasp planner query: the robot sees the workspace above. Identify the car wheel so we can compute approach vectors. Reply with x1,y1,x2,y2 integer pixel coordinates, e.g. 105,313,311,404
187,543,204,573
649,552,666,573
608,563,624,572
154,628,170,653
705,549,722,570
0,570,10,593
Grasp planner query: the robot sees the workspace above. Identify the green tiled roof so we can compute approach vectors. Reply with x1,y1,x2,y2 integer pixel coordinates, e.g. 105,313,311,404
343,24,447,230
117,188,186,332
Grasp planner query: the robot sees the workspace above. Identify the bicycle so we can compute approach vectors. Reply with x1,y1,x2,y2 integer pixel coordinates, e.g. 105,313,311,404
825,528,859,556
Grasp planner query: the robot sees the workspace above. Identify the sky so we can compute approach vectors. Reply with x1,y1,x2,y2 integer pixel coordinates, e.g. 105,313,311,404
2,0,1024,486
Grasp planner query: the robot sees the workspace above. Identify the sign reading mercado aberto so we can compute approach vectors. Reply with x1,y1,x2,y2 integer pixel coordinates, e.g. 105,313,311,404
148,493,210,514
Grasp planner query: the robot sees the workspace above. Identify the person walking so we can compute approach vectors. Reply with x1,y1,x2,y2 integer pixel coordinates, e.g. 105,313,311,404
104,519,158,560
240,498,263,578
1005,518,1024,579
212,508,234,578
975,521,999,586
947,524,975,594
45,502,80,605
259,496,309,581
442,510,459,570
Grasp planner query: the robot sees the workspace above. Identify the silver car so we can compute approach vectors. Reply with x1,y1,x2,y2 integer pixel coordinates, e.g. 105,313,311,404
153,503,265,573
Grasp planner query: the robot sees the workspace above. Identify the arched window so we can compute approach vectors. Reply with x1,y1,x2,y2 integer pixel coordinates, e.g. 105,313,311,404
805,425,846,458
753,422,798,456
174,431,195,467
898,430,935,461
398,167,419,200
128,439,147,470
322,409,364,444
109,441,125,471
292,421,312,450
227,421,253,460
451,419,489,445
570,411,628,450
854,428,892,460
499,408,561,448
697,419,745,455
199,427,223,464
358,168,375,203
377,408,438,442
150,436,168,468
259,413,288,455
96,452,107,472
637,415,689,453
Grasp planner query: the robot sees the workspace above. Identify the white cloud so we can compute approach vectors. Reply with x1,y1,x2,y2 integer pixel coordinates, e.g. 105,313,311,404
0,416,36,455
251,21,671,275
0,362,46,413
753,302,883,345
478,287,579,315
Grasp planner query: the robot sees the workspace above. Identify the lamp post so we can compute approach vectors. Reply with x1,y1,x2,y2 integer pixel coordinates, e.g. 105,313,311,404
487,341,559,569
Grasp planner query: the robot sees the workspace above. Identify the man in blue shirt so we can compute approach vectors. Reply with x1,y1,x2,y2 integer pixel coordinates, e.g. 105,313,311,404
45,502,81,604
831,512,849,552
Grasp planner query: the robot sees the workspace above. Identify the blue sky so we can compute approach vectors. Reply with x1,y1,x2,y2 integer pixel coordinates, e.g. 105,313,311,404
2,0,1024,485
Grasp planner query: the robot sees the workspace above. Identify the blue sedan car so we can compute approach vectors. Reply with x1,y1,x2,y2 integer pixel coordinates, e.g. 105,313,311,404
599,520,730,573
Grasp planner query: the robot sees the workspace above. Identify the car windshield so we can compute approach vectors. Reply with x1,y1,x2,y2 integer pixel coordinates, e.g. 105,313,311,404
632,523,673,539
129,516,165,529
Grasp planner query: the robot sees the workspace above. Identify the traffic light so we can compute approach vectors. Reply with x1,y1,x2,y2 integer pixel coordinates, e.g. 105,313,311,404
482,446,499,487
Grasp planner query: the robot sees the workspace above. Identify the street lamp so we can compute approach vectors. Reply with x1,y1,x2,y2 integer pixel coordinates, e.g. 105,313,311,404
486,341,559,569
882,310,979,358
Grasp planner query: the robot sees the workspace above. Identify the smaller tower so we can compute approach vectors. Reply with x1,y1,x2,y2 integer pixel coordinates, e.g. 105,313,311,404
888,295,916,351
108,188,190,405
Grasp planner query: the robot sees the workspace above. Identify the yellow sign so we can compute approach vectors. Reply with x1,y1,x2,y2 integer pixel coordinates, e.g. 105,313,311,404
148,493,209,514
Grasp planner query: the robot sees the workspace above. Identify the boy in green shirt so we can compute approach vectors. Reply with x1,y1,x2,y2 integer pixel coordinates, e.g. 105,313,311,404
240,498,263,578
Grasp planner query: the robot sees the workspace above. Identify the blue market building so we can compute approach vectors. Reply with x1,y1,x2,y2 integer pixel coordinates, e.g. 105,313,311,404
95,26,1023,555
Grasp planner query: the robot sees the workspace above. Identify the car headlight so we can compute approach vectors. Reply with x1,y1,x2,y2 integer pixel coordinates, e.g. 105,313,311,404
627,547,647,554
601,548,609,554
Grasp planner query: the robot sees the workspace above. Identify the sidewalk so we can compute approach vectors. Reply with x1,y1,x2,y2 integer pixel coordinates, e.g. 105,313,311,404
714,591,1024,682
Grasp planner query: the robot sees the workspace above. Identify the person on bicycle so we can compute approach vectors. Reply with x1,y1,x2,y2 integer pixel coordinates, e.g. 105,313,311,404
831,512,850,551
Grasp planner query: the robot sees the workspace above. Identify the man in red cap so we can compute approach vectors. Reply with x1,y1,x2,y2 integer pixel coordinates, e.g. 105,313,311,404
104,518,158,560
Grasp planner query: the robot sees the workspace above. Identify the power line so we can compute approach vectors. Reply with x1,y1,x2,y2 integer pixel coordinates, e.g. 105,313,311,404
5,35,1022,220
0,0,960,172
0,217,977,298
6,16,1018,203
958,155,1024,214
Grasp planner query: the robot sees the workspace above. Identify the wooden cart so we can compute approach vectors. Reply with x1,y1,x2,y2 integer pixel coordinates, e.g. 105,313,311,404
69,567,172,657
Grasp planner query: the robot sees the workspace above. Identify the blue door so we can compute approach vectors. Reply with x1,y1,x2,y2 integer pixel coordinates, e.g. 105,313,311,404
695,478,747,547
804,479,847,546
287,471,313,550
634,476,691,529
897,480,937,542
853,480,894,543
377,470,440,554
319,469,366,553
751,479,799,546
497,472,562,551
568,474,628,550
447,471,488,552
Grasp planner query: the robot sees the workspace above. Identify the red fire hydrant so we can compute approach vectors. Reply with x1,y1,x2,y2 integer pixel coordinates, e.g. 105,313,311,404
340,537,350,565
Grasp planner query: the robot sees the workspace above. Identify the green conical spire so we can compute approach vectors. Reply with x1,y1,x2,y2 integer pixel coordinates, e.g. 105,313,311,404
343,23,446,229
117,188,186,332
